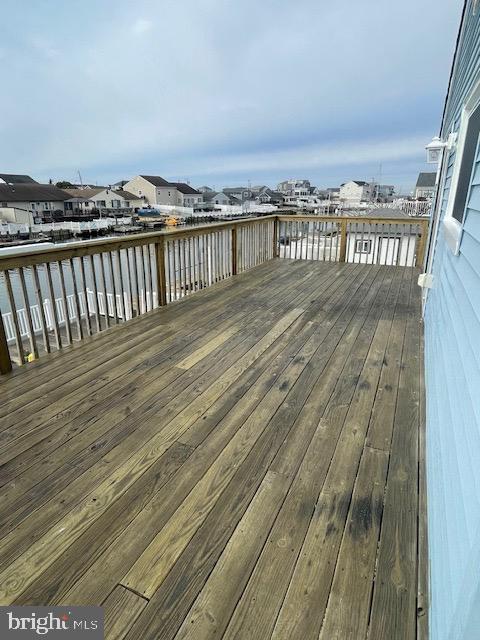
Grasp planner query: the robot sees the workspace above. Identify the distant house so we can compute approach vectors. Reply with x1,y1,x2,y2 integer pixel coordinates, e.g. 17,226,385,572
0,183,71,223
277,179,311,195
374,184,395,201
339,180,374,203
256,187,284,205
171,183,203,207
0,173,38,185
123,175,202,207
325,187,341,201
223,187,251,201
201,191,233,207
123,175,175,205
211,192,231,205
64,187,143,214
414,172,437,199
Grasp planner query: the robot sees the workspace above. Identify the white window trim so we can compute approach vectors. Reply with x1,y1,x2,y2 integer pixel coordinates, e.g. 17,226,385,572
443,77,480,255
355,239,372,254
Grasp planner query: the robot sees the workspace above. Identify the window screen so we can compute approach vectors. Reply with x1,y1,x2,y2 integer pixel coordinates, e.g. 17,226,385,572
452,102,480,222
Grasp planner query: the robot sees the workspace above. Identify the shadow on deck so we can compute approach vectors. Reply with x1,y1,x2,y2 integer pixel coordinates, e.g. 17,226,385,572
0,259,425,640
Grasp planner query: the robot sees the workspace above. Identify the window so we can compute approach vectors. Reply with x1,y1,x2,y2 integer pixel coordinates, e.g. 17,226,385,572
444,78,480,254
355,239,372,254
451,104,480,224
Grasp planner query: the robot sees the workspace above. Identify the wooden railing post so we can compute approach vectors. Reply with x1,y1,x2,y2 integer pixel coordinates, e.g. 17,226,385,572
416,219,429,268
273,217,279,258
155,235,167,306
231,226,238,276
339,219,348,262
0,312,12,375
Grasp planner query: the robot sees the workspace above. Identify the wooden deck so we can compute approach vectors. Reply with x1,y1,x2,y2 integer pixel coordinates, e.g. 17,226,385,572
0,259,425,640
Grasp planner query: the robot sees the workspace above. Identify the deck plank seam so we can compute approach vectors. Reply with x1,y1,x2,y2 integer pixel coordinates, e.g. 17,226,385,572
364,267,418,640
115,583,150,603
302,267,401,640
315,266,407,640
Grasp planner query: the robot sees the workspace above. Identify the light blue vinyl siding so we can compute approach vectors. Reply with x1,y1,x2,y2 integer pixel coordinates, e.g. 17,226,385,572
425,22,480,636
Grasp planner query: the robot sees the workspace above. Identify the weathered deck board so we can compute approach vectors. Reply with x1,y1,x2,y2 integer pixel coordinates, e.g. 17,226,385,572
103,586,147,640
0,259,425,639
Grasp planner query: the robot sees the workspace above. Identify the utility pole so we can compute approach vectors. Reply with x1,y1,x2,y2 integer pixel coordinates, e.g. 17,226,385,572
378,163,383,202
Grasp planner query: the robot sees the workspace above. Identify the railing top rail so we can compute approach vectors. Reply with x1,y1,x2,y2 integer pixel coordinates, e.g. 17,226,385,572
277,214,430,225
0,216,273,272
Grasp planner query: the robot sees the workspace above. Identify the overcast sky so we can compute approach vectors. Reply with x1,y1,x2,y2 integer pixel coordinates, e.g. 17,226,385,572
0,0,462,191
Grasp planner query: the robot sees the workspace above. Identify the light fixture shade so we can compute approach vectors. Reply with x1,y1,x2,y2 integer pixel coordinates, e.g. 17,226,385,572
426,136,444,164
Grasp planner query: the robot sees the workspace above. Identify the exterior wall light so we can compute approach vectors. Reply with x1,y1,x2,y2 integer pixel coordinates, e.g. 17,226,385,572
425,136,446,164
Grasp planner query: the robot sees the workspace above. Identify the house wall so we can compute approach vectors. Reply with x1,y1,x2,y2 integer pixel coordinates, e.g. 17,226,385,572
179,193,202,207
92,188,143,209
156,186,178,205
424,3,480,638
0,201,64,218
415,186,436,198
340,181,373,202
0,207,35,225
122,177,184,206
123,177,157,204
213,193,229,205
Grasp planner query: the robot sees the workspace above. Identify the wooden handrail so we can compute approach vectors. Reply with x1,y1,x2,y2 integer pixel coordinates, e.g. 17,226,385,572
277,214,430,225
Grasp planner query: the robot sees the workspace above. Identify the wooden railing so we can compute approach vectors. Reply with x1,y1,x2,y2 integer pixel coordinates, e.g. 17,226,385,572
0,217,274,373
277,215,429,266
0,214,428,374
